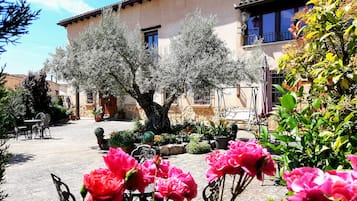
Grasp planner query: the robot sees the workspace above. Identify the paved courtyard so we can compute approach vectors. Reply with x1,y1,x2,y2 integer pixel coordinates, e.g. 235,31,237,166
3,119,286,201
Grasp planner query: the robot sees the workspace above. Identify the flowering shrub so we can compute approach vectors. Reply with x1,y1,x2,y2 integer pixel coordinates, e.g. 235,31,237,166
283,155,357,201
82,148,197,201
205,140,277,200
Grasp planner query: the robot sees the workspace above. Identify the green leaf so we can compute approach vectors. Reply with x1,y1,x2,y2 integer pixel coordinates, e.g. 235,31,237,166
312,98,321,110
273,84,287,95
344,112,355,122
333,136,349,152
306,31,319,39
280,94,296,111
320,32,334,42
272,133,295,143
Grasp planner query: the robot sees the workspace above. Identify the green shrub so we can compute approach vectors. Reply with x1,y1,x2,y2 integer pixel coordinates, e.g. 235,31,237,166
186,141,211,154
109,130,134,148
160,133,176,145
48,105,68,123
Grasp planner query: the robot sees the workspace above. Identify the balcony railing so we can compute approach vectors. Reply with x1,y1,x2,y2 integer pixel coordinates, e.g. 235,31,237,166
244,31,294,45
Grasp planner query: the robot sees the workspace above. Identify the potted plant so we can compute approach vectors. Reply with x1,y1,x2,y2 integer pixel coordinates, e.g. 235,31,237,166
209,119,230,149
92,106,103,122
94,127,109,150
109,130,135,153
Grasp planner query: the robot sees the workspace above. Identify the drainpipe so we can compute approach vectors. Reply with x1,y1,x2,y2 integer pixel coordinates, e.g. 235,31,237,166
76,87,80,119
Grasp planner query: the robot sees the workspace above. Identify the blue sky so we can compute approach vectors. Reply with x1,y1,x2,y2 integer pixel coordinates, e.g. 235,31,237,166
1,0,120,75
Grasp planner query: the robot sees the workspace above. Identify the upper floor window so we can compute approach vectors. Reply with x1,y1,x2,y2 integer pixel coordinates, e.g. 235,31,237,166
244,6,309,45
144,31,158,50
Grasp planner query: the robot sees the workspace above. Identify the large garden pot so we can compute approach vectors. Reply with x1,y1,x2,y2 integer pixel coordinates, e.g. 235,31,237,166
214,136,230,150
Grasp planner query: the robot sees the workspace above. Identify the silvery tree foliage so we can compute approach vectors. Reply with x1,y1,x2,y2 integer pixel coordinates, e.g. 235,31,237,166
45,11,259,133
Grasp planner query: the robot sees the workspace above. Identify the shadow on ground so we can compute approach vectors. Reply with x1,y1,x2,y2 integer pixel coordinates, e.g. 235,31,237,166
8,153,35,165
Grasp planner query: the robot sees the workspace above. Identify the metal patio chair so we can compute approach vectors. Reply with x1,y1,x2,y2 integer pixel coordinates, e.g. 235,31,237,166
51,173,76,201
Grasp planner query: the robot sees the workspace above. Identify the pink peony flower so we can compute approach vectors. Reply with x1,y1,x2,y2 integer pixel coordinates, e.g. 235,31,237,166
226,140,276,179
141,156,171,182
103,148,151,193
283,167,325,192
103,148,138,179
124,166,152,193
168,166,198,200
347,154,357,171
155,177,186,201
205,150,240,182
326,170,357,201
286,189,331,201
155,166,197,201
83,168,125,201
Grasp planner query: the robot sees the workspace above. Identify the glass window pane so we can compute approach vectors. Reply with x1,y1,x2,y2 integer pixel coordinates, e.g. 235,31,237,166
280,8,294,40
262,12,275,42
246,16,260,45
154,34,158,48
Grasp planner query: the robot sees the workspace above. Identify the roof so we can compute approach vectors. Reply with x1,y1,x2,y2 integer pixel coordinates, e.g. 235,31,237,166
236,0,274,9
57,0,150,27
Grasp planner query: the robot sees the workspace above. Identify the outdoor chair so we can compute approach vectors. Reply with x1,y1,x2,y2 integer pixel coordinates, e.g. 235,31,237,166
130,144,156,164
33,112,51,138
51,173,76,201
122,144,158,201
13,123,30,140
202,177,224,201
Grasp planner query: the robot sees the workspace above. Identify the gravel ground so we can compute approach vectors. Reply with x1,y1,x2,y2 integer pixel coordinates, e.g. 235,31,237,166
3,119,286,201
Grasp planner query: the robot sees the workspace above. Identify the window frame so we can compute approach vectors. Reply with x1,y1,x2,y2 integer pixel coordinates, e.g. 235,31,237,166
193,89,212,105
270,70,285,106
244,5,308,45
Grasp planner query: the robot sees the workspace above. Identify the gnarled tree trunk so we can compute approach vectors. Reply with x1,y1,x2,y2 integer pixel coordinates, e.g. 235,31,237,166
136,92,171,134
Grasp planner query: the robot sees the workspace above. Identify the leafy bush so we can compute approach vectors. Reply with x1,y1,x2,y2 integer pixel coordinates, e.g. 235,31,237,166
48,105,68,123
109,130,134,148
186,136,211,154
52,97,63,106
159,133,177,145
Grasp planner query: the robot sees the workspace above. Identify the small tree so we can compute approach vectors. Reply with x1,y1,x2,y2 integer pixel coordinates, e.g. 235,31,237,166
21,71,51,115
0,1,39,199
46,11,259,133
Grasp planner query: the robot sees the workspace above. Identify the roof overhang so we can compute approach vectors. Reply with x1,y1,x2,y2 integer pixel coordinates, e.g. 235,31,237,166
57,0,150,27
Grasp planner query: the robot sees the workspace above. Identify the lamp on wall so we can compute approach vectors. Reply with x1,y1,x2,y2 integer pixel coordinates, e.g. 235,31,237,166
240,11,250,32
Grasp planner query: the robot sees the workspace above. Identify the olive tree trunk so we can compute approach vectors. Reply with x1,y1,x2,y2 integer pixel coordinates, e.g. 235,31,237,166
136,92,172,134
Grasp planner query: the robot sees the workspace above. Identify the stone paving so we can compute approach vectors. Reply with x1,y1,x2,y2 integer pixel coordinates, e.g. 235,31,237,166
3,119,286,201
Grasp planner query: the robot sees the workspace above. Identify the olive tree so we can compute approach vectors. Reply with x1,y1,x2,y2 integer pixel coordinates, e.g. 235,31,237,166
45,11,259,134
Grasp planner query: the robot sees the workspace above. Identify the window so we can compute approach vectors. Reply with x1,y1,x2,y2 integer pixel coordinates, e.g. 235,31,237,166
86,91,93,104
244,6,308,45
280,8,294,40
262,12,276,42
194,89,211,105
144,31,158,50
271,71,285,106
